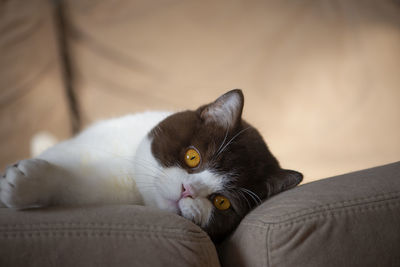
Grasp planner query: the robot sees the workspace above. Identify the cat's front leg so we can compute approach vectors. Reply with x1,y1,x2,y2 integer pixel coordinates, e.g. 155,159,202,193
0,159,61,209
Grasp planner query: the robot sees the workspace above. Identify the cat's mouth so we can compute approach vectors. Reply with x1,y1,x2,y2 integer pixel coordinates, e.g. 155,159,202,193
164,184,197,217
165,187,192,216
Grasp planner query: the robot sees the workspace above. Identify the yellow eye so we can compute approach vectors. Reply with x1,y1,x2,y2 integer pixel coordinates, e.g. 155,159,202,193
184,148,201,168
213,195,231,210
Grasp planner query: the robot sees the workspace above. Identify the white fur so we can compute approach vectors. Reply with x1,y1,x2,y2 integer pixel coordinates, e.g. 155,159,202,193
30,131,58,157
1,112,170,208
1,111,226,227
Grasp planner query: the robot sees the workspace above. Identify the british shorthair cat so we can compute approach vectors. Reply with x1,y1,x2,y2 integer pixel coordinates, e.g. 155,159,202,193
0,89,302,241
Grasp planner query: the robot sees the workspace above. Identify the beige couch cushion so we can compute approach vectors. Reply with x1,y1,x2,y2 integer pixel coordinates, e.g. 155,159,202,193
218,162,400,267
0,205,220,267
0,0,72,170
64,0,400,183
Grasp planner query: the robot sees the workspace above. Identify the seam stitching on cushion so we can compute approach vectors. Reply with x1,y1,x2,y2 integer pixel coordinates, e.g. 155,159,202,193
249,191,400,221
0,221,195,228
241,222,269,230
250,199,400,228
0,230,211,242
0,223,209,240
266,225,271,267
0,222,202,233
0,230,208,241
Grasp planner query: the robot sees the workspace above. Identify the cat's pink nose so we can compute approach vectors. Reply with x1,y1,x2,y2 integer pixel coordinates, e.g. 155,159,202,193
181,184,194,199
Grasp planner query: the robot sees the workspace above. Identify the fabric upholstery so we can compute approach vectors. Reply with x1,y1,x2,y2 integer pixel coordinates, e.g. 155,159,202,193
0,0,72,170
63,0,400,182
0,205,220,267
218,161,400,267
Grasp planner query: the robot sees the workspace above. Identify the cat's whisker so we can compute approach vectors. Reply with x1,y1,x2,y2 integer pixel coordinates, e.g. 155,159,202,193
136,186,157,192
115,164,159,180
231,190,251,209
120,155,172,180
223,185,248,208
135,184,156,189
114,168,161,182
132,160,160,174
215,128,229,156
248,189,262,205
215,127,251,158
247,191,262,206
173,161,183,169
108,173,158,190
239,187,262,206
130,156,173,178
128,172,160,181
133,183,156,188
207,211,216,228
238,189,259,206
133,175,158,182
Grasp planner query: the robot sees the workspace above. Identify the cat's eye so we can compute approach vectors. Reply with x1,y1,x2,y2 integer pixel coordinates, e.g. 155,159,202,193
213,195,231,210
184,147,201,168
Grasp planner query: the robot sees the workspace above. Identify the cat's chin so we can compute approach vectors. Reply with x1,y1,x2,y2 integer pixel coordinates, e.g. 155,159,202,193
177,197,213,227
164,199,181,215
151,194,181,215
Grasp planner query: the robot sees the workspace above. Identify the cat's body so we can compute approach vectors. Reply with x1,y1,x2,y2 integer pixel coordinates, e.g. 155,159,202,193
0,90,302,241
35,111,171,207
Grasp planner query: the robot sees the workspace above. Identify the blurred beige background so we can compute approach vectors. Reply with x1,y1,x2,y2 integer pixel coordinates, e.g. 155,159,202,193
1,0,399,183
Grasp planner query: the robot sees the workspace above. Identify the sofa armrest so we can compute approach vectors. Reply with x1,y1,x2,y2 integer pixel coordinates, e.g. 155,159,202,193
0,205,220,267
218,162,400,267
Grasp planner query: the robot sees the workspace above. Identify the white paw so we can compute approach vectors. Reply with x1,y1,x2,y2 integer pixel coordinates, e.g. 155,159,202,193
0,159,53,209
179,197,213,227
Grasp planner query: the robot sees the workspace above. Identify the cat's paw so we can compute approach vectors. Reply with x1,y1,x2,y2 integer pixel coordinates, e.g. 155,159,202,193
179,197,213,227
0,159,53,209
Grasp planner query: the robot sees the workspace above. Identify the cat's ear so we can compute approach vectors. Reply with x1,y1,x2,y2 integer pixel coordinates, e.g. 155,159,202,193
198,89,244,129
266,169,303,197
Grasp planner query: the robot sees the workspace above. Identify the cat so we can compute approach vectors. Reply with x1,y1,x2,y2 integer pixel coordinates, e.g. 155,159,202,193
0,89,302,242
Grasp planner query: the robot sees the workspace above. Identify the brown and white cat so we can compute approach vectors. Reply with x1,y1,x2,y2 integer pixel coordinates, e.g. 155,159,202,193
0,89,302,241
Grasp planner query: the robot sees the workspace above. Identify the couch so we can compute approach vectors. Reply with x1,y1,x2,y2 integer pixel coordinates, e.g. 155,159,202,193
1,0,399,266
1,162,399,266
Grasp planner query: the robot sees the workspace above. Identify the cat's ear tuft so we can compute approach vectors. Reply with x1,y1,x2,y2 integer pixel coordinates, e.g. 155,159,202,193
266,169,303,197
199,89,244,129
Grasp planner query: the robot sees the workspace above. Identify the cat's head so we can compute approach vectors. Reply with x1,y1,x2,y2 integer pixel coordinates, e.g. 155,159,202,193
135,89,302,242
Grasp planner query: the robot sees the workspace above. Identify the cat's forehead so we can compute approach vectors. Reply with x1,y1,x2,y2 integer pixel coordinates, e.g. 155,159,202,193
154,110,227,139
148,110,272,174
149,110,230,163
